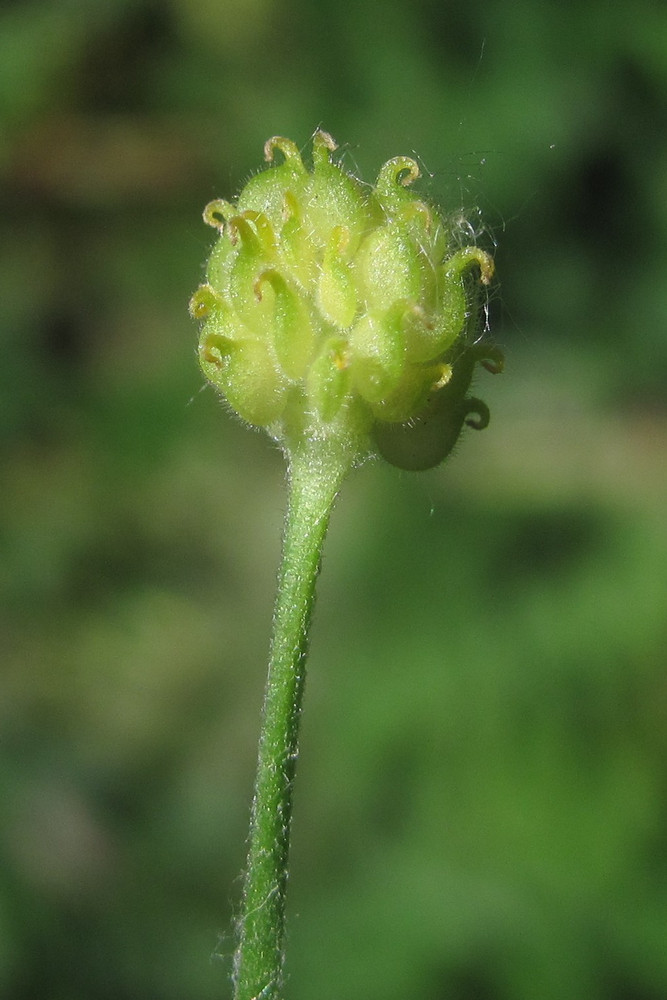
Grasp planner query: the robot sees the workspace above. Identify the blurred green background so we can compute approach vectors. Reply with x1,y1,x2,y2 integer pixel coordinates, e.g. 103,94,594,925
1,1,666,998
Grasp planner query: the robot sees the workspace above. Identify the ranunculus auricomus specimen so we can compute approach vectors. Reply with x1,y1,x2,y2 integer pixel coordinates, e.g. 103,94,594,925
190,130,503,1000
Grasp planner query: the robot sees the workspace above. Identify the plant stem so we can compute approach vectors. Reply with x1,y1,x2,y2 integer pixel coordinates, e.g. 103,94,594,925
232,442,351,1000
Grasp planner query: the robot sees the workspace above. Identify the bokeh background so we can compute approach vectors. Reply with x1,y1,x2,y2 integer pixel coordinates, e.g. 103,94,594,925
2,1,667,998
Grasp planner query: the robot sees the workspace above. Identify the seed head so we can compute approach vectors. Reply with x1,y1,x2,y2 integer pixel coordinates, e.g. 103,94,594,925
190,130,502,470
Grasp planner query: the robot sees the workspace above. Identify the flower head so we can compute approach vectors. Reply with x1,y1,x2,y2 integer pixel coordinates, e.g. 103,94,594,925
190,130,502,469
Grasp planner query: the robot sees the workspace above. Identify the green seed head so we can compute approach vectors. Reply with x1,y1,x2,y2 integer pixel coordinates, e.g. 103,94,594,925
190,130,503,470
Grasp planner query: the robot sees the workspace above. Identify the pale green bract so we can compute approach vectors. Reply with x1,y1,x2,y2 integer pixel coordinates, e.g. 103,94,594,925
190,130,502,471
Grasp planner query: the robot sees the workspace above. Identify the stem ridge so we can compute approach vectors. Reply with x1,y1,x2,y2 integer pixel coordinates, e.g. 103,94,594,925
232,446,349,1000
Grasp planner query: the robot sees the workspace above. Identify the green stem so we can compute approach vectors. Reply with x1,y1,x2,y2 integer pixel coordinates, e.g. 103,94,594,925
232,442,351,1000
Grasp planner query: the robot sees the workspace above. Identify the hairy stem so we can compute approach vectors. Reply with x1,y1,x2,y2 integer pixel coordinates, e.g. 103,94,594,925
232,442,351,1000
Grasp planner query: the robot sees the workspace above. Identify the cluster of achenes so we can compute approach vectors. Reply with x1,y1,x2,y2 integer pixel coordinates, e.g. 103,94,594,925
190,130,502,471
